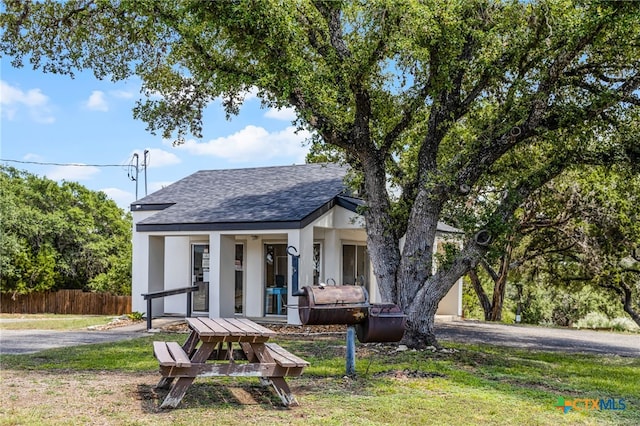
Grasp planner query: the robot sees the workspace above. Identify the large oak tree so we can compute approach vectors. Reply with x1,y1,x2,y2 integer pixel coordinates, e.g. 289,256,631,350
3,0,638,346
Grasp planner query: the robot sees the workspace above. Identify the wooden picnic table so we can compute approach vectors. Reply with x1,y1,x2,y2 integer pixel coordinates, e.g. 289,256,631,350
153,317,309,409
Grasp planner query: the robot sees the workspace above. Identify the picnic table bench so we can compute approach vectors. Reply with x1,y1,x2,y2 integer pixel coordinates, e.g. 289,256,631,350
153,317,309,409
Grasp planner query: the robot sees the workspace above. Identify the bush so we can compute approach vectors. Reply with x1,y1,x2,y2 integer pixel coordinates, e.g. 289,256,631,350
127,312,144,321
574,312,640,332
609,317,640,332
574,312,611,329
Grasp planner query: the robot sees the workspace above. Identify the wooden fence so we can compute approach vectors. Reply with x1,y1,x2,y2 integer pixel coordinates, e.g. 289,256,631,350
0,290,132,315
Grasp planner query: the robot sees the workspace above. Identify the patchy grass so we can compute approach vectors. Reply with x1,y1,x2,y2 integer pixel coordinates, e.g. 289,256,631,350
0,314,116,331
0,332,637,425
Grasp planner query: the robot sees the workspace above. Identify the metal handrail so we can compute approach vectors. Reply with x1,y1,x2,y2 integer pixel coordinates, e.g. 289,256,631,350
141,285,200,330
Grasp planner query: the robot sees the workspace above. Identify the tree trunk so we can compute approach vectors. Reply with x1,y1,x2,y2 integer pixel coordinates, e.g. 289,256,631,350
401,244,484,348
402,293,440,348
484,242,513,321
359,152,402,304
487,273,508,321
620,282,640,328
468,268,492,321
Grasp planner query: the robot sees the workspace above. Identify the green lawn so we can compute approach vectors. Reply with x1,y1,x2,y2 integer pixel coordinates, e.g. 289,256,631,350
0,313,117,330
0,332,637,425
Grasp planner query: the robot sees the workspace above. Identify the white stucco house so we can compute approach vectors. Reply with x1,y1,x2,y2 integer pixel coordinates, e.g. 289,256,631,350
131,163,463,324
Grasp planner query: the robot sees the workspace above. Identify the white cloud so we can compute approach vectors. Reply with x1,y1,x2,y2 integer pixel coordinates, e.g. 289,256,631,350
0,80,55,123
101,187,135,210
130,148,181,169
264,106,297,121
109,181,173,207
110,89,135,99
46,164,100,181
175,125,310,163
241,86,259,101
23,153,45,162
149,181,174,193
85,90,109,111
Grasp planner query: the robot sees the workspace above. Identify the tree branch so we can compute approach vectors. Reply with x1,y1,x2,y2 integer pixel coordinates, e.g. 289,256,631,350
468,268,492,320
295,7,331,59
312,1,351,59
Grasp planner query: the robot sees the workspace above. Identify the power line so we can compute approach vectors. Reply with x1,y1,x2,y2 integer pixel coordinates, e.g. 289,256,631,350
2,153,151,200
0,158,125,167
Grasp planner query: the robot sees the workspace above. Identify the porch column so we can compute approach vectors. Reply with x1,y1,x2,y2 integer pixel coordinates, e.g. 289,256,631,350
131,233,149,314
208,232,221,318
219,235,236,317
322,229,340,284
209,232,236,318
287,226,314,325
148,236,165,316
163,236,191,314
244,235,263,318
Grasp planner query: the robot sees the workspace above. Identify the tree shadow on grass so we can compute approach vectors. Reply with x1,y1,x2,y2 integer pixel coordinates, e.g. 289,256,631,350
136,381,286,413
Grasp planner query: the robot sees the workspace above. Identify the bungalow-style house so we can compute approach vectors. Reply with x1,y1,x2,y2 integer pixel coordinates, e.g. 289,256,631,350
131,163,463,324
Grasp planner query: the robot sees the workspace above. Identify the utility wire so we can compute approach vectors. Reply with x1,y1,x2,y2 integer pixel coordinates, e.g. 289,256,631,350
1,158,125,167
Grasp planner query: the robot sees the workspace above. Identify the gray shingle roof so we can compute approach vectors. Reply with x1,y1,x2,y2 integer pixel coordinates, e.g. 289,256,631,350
133,163,350,231
132,162,462,234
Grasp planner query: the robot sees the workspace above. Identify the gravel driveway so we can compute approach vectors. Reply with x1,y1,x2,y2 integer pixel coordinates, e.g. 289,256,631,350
0,329,144,355
1,318,638,357
436,320,640,357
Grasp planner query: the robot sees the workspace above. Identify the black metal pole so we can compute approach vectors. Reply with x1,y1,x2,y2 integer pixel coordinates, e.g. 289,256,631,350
146,298,152,331
186,291,192,318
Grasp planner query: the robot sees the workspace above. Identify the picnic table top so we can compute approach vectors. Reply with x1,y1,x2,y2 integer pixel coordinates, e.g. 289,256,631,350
186,317,277,339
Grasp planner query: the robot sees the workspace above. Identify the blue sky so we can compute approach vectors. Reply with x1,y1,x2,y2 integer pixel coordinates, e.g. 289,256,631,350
1,63,311,211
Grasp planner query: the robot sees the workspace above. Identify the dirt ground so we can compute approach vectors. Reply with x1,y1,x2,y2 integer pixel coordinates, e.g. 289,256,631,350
1,370,159,425
0,368,311,425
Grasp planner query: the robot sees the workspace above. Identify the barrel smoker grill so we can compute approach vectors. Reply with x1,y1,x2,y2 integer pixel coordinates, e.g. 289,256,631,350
288,246,406,343
298,285,369,326
356,303,406,343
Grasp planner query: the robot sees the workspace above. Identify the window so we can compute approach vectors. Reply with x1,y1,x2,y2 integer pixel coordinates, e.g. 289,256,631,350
264,244,288,315
342,244,370,292
234,243,244,314
313,242,322,285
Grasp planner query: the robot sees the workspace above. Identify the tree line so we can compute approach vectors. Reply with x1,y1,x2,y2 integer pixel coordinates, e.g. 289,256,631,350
463,167,640,328
0,166,132,295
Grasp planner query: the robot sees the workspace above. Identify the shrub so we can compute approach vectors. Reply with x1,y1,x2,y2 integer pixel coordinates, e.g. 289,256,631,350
575,312,639,332
609,317,640,332
574,312,611,329
127,312,144,321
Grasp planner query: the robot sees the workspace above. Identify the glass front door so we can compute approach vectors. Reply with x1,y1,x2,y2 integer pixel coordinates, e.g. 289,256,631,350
192,244,209,313
264,243,288,315
234,243,244,314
